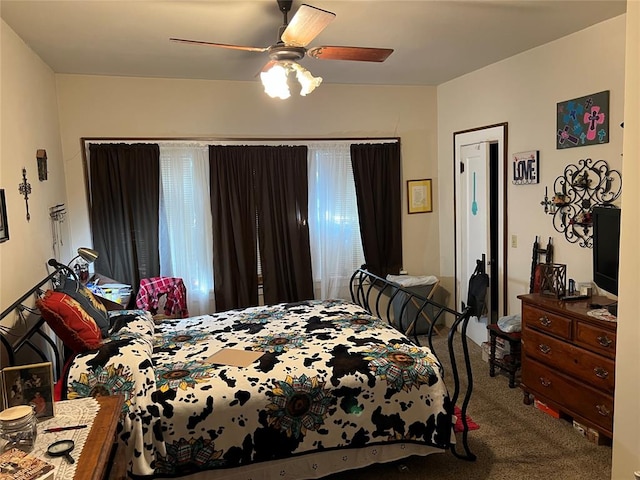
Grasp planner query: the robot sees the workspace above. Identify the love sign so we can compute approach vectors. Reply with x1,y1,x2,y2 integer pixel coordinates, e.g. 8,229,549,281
512,150,539,185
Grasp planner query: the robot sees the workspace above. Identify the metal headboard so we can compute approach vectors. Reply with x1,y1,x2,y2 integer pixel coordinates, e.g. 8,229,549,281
0,266,68,381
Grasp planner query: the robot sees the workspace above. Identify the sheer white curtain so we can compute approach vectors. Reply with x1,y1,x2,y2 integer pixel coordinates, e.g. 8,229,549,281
159,144,214,315
308,142,365,300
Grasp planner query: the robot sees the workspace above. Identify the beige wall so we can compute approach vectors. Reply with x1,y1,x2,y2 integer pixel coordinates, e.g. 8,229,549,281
437,15,626,315
0,20,68,320
437,11,639,477
55,75,441,282
612,3,639,478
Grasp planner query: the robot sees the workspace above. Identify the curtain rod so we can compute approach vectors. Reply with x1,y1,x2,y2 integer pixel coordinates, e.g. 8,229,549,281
81,136,400,143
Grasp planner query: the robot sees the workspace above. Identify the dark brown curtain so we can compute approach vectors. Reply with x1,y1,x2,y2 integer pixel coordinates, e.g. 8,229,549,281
89,143,160,291
209,145,313,310
351,142,402,278
255,146,314,304
209,147,259,310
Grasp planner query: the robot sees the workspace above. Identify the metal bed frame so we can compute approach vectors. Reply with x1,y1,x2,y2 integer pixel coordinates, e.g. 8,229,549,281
1,267,476,462
349,267,476,461
0,266,68,381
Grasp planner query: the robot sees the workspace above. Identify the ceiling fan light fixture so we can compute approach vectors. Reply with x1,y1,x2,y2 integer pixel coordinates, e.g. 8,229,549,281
292,62,322,96
260,61,322,99
260,62,291,99
172,2,393,97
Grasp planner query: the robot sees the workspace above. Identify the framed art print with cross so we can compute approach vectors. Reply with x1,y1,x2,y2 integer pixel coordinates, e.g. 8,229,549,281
556,90,609,149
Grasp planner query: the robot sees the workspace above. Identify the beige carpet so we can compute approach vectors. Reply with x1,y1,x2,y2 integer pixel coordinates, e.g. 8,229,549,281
324,331,612,480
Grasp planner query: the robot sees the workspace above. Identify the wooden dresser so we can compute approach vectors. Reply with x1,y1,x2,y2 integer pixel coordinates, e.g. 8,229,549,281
518,293,617,438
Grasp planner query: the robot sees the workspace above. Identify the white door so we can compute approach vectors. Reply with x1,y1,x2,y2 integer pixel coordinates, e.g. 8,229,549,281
459,142,490,319
454,124,507,347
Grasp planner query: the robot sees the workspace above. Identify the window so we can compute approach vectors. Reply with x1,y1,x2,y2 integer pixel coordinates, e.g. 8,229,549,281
159,144,214,315
308,142,365,299
86,138,396,311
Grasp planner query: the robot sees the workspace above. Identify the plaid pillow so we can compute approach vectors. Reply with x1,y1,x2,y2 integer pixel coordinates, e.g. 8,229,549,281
56,276,110,336
37,290,103,353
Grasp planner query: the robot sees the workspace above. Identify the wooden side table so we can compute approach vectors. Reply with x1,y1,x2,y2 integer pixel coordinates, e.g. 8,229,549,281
75,395,124,480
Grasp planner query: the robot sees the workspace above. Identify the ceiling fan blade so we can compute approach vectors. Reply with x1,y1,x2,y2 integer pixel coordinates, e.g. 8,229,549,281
307,46,394,62
170,38,268,53
281,4,336,47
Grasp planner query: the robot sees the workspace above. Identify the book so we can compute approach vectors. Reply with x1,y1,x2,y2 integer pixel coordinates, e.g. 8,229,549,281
0,448,55,480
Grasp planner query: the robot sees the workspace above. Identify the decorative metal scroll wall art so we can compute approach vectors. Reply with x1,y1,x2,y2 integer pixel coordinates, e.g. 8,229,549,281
18,167,32,222
540,158,621,248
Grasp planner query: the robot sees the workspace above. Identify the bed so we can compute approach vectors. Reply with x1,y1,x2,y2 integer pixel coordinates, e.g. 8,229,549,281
0,267,475,479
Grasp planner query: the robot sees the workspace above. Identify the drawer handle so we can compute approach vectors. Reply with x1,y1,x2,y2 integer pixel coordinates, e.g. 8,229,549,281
596,404,611,417
538,344,551,354
539,316,552,327
597,335,613,347
539,377,551,387
594,367,609,379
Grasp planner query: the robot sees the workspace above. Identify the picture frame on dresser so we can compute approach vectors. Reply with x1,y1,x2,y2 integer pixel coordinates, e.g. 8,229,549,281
1,362,55,420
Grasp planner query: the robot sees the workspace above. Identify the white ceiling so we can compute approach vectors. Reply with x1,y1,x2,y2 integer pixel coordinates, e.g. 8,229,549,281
0,0,627,87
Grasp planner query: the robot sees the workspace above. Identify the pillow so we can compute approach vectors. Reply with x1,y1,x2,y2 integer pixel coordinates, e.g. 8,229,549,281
56,276,110,336
36,290,103,353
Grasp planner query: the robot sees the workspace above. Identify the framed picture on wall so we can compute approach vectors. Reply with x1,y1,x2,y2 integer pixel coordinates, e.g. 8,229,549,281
0,189,9,243
1,362,55,420
512,150,539,185
556,90,610,149
407,179,433,214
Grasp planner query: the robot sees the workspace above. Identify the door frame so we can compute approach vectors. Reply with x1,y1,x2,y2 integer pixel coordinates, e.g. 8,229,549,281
453,123,508,320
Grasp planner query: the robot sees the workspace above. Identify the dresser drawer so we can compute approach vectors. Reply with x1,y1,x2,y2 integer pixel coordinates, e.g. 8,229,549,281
522,304,571,340
522,358,614,433
523,329,615,392
575,321,616,358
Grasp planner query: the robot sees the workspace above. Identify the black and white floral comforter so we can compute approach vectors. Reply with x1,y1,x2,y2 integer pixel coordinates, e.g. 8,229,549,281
65,299,454,478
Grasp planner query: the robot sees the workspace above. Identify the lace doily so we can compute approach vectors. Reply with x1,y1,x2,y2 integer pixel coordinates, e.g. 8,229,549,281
587,308,617,322
31,397,100,479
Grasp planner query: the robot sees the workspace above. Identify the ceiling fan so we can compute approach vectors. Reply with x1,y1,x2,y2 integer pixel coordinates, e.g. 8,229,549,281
170,0,394,98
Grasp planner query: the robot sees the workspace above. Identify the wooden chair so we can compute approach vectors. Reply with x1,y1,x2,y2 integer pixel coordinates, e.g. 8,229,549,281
135,277,189,320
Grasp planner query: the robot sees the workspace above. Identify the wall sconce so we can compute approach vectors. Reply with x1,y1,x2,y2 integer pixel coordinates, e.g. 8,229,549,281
260,61,322,99
540,158,621,248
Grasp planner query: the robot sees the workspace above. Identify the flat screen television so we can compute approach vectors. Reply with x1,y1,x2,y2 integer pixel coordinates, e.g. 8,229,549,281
592,206,621,296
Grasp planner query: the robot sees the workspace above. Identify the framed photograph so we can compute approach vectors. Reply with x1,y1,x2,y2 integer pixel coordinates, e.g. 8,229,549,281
0,189,8,243
407,179,433,214
1,362,55,419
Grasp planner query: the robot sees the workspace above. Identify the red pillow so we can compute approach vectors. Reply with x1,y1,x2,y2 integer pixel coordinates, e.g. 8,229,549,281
37,290,102,353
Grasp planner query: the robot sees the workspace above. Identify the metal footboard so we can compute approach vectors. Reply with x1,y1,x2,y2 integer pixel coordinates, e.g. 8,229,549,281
349,267,476,461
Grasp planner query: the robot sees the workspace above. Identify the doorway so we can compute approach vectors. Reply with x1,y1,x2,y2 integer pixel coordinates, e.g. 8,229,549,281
454,123,508,345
